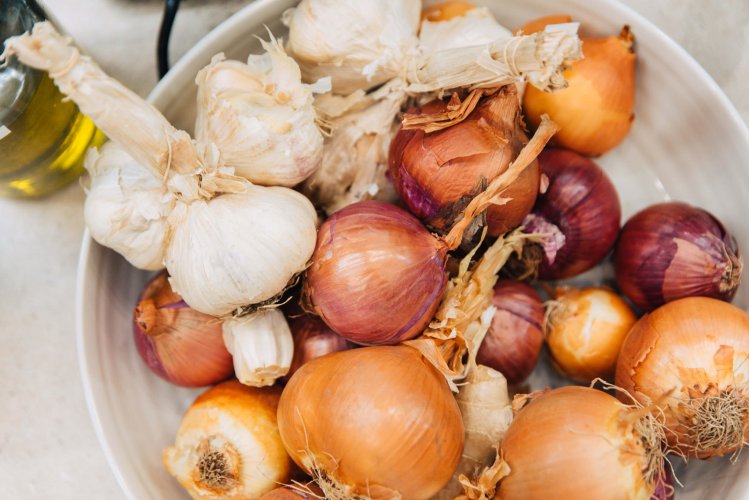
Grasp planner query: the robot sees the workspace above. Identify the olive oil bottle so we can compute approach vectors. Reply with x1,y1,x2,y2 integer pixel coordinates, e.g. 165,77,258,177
0,0,104,197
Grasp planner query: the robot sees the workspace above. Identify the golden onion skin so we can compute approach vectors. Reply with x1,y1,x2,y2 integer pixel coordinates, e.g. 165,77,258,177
616,297,749,458
277,346,464,499
497,386,653,500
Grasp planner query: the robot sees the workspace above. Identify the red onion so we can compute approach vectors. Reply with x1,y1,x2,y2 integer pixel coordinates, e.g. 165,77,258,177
476,280,544,384
305,201,448,345
133,272,234,387
389,86,540,236
288,314,352,378
516,148,621,280
614,201,742,311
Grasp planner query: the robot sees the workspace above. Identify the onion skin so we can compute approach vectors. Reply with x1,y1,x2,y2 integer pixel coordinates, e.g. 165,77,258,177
523,149,621,280
287,314,351,378
497,386,655,499
522,19,636,157
615,297,749,458
277,346,464,499
133,272,233,387
389,86,540,236
305,201,448,345
421,1,476,22
260,485,323,499
614,201,742,311
476,280,544,384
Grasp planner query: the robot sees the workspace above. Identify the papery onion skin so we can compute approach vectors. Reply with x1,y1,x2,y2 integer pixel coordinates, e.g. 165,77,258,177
522,21,636,157
545,286,636,383
277,346,464,499
133,272,233,387
164,380,292,498
497,386,656,499
287,314,352,378
522,148,621,280
476,280,544,384
389,87,540,236
614,201,742,311
305,201,448,345
615,297,749,458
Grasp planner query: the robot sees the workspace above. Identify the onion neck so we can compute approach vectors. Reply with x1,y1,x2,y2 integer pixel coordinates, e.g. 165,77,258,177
193,436,241,494
134,299,160,337
720,252,743,294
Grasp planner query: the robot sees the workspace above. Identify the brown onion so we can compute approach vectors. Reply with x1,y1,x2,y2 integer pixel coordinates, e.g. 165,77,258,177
497,386,663,499
476,280,544,384
614,201,742,311
277,346,464,499
511,148,621,280
389,86,540,236
260,485,323,499
133,272,233,387
616,297,749,459
522,18,636,156
287,314,351,378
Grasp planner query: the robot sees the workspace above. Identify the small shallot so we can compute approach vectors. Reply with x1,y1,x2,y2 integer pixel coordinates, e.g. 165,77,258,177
288,314,351,378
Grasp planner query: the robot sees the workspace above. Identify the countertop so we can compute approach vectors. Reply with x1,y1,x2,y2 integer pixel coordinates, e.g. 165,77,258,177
1,0,747,498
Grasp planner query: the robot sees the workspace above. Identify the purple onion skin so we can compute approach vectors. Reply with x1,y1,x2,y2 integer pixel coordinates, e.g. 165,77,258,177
476,280,544,384
133,317,170,380
651,467,675,500
305,201,448,345
528,149,621,280
614,202,742,311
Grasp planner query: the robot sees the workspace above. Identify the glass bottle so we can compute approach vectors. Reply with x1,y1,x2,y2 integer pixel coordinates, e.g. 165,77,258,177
0,0,105,197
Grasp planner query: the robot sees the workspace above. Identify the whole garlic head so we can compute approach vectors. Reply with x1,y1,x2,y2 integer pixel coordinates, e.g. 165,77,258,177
284,0,421,95
83,142,172,270
195,40,326,187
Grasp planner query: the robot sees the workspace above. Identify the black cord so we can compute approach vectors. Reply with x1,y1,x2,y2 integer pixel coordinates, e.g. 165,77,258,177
157,0,181,79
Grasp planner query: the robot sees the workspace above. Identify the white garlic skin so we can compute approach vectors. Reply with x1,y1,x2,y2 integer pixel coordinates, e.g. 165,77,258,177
195,44,325,187
166,184,317,316
284,0,421,94
83,142,171,270
222,309,294,387
418,7,512,52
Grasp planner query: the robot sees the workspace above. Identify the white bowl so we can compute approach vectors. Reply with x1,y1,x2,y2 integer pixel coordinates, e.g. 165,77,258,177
76,1,749,498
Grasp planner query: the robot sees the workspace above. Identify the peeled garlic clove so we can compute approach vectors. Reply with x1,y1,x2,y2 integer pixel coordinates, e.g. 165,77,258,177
284,0,421,94
164,380,292,498
195,41,325,187
83,143,171,270
222,309,294,387
166,184,317,317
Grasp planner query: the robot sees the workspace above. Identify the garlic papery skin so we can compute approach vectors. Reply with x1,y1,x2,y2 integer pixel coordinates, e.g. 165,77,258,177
195,41,326,187
166,182,317,317
83,142,172,270
283,0,421,94
222,309,293,387
164,380,292,499
418,7,512,53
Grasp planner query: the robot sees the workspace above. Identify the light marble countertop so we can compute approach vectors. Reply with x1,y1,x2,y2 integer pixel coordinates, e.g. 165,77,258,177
0,0,747,498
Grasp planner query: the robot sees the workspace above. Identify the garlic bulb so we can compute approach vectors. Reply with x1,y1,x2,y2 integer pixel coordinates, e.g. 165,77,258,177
283,0,421,94
164,380,292,498
195,39,327,187
418,6,513,53
83,142,172,270
222,309,294,387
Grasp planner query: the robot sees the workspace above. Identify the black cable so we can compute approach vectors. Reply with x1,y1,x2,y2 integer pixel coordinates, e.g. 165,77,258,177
157,0,181,79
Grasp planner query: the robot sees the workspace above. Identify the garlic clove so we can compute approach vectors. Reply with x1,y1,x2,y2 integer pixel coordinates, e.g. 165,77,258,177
222,309,294,387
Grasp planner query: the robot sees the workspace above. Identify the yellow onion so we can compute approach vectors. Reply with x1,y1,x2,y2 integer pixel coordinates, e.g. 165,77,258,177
545,286,636,383
133,272,233,387
164,380,292,498
522,17,636,156
389,86,540,236
277,346,464,499
616,297,749,459
260,485,322,499
421,1,476,22
497,386,662,499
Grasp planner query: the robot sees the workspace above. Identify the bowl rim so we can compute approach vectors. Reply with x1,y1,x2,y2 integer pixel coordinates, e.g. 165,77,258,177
75,1,749,498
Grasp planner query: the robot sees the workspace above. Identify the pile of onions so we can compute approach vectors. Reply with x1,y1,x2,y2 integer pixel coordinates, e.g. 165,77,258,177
277,346,464,499
521,16,636,156
287,314,351,378
614,201,742,311
512,149,621,280
133,272,233,387
476,280,544,384
389,86,540,236
616,297,749,459
545,286,636,383
497,386,664,499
